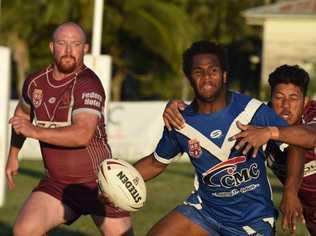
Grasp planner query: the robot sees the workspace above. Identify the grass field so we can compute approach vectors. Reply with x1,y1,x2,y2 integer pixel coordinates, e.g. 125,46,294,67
0,160,310,236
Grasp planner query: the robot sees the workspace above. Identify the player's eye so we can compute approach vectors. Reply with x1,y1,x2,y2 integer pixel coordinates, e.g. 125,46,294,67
72,42,82,47
210,67,220,74
289,96,300,101
55,41,65,46
192,70,202,77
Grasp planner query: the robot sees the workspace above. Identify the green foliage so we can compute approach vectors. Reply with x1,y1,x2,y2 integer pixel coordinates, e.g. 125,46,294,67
2,0,266,100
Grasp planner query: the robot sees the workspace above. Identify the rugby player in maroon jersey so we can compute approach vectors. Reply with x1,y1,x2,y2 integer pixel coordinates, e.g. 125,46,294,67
231,65,316,235
6,22,133,236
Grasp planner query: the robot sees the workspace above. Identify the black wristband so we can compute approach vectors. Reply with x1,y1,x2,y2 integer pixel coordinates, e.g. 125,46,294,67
10,127,26,149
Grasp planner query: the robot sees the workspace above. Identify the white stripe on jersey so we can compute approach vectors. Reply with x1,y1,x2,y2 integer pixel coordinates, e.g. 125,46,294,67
153,152,177,164
72,108,101,117
263,217,274,227
176,98,263,162
242,226,256,235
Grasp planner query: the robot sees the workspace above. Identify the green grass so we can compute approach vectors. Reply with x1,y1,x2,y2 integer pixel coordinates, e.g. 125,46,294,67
0,160,310,236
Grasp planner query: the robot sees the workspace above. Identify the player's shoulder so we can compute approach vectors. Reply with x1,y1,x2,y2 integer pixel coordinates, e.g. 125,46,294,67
231,91,254,106
303,100,316,123
76,66,103,86
230,91,265,113
78,66,100,80
25,67,49,83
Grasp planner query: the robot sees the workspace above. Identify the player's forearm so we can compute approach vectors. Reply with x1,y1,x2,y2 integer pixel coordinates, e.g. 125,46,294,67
10,126,26,149
134,154,167,181
10,103,29,149
32,124,94,147
276,125,316,149
7,147,20,160
284,146,304,193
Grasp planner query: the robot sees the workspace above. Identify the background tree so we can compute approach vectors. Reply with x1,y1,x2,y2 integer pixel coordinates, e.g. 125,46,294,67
0,0,93,96
1,0,268,100
102,0,197,100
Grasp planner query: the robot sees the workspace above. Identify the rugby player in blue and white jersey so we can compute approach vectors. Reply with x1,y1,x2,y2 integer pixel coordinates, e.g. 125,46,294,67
134,41,304,236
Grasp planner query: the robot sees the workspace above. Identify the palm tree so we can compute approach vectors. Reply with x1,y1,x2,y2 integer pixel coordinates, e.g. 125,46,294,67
103,0,197,100
1,0,197,100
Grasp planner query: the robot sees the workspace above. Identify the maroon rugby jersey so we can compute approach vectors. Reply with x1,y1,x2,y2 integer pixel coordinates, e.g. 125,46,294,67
21,65,111,184
300,100,316,193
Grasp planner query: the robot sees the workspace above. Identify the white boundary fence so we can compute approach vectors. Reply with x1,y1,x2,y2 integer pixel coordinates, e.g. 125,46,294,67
0,47,11,207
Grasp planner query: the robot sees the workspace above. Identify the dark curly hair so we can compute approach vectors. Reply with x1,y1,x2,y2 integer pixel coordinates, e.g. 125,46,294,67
182,41,228,80
268,64,310,96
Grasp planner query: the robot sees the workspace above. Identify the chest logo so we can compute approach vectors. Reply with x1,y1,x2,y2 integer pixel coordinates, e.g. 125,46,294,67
188,139,202,158
61,92,71,106
210,129,222,139
202,156,260,188
48,97,56,104
32,88,43,108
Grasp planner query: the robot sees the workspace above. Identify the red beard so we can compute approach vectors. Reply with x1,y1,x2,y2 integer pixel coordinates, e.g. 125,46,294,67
57,55,77,73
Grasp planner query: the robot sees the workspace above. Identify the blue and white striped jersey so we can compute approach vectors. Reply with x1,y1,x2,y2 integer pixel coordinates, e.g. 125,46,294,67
154,91,287,227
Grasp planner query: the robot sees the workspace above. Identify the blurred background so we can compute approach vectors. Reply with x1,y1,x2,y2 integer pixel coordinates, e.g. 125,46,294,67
1,0,315,235
2,0,316,100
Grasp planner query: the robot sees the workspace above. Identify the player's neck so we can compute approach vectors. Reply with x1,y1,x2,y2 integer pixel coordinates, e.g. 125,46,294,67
195,90,230,114
52,64,84,81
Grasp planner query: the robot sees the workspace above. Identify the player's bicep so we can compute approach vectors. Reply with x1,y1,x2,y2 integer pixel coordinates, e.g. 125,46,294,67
134,153,168,181
72,112,99,138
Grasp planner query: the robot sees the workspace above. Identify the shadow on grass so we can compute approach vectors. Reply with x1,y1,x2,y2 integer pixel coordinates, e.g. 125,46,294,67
19,167,44,179
0,222,11,236
0,221,89,236
49,227,89,236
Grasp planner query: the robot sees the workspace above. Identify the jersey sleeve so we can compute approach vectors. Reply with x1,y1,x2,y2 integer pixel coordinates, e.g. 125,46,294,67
303,100,316,125
252,104,288,127
154,127,182,164
21,75,33,109
72,76,105,118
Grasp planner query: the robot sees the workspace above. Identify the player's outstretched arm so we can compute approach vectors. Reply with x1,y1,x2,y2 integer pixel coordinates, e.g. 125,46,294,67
163,100,187,131
134,153,168,181
6,102,31,190
279,145,305,234
9,112,98,148
277,124,316,149
231,121,316,152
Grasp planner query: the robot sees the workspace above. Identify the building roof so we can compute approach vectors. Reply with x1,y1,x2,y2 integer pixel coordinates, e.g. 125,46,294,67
243,0,316,25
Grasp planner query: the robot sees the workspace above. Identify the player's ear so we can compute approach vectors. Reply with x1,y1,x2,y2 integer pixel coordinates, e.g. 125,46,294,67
304,96,310,108
84,43,89,54
49,42,54,54
223,71,228,84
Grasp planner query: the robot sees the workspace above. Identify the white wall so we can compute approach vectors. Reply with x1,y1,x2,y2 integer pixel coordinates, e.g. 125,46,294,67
261,18,316,85
0,47,11,207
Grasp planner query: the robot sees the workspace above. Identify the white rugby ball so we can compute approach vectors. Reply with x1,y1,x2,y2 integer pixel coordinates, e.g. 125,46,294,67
98,159,146,212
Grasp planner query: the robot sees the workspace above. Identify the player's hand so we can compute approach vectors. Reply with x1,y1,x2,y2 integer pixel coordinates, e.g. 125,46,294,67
9,116,37,138
5,156,19,190
280,188,305,235
97,180,117,206
230,121,271,157
163,100,187,131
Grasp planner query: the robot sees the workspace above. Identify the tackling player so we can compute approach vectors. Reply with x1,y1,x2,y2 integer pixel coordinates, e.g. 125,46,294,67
6,22,133,236
231,65,316,235
134,41,304,236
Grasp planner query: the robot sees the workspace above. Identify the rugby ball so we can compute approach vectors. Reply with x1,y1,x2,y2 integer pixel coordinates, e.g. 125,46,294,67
98,159,146,212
